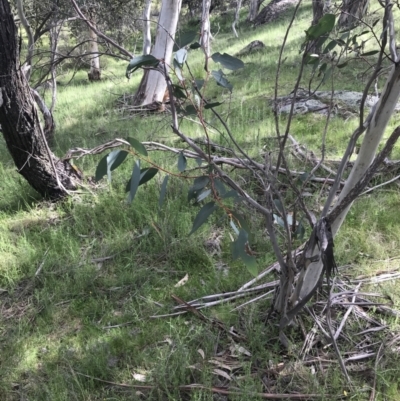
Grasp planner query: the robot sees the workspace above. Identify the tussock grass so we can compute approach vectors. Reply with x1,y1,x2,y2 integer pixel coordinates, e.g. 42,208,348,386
1,4,400,401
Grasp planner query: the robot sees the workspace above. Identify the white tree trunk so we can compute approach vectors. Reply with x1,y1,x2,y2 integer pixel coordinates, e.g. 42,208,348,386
248,0,259,22
136,0,182,106
201,0,212,59
232,0,243,38
293,63,400,308
143,0,152,55
88,16,101,81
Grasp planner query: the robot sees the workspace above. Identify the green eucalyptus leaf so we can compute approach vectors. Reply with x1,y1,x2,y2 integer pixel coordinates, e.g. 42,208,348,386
230,229,257,276
95,154,108,182
205,102,223,109
231,210,251,233
178,151,187,172
172,84,187,99
128,160,141,204
106,150,129,181
214,179,227,196
196,188,211,202
159,175,169,209
189,201,218,235
305,14,336,41
361,50,380,56
174,30,197,51
211,70,233,92
127,137,148,156
211,52,244,70
139,167,158,186
323,40,337,53
221,189,239,199
126,55,159,78
173,59,184,81
175,48,188,67
194,79,204,90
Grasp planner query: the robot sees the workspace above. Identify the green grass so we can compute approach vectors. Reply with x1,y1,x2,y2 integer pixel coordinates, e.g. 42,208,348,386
1,4,400,401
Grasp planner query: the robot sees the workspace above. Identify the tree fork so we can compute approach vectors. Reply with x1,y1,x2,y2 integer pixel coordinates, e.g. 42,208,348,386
0,0,81,199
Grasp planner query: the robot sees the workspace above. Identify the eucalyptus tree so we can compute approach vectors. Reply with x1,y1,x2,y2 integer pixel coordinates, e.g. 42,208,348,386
0,0,82,198
339,0,369,28
133,0,182,107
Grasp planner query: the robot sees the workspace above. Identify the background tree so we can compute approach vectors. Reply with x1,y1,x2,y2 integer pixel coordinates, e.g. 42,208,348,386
0,0,81,199
133,0,182,108
142,0,152,55
339,0,369,28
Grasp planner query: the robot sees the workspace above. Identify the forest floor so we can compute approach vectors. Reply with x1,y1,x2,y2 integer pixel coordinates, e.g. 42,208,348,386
1,4,400,401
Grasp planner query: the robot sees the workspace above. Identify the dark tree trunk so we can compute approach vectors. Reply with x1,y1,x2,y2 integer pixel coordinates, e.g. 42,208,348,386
339,0,369,28
0,0,81,199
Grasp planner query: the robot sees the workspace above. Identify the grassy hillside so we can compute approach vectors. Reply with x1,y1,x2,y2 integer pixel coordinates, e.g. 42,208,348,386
1,4,400,400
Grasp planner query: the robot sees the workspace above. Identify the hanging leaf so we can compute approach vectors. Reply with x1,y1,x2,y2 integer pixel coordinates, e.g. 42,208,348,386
126,55,159,78
178,151,187,172
106,150,129,181
337,61,348,69
173,30,197,51
230,219,240,235
172,84,187,99
196,189,211,203
221,189,239,199
192,176,210,191
184,105,198,115
214,179,227,196
175,48,188,67
361,50,380,56
273,199,284,215
139,167,158,186
321,66,332,84
127,137,148,156
211,52,244,70
95,150,128,182
95,154,108,182
305,14,336,41
159,175,169,209
194,79,204,91
188,176,209,201
125,168,158,192
211,70,233,92
230,229,257,276
294,220,305,241
173,59,184,81
231,210,251,234
323,40,337,54
189,201,218,235
205,102,223,109
128,160,141,204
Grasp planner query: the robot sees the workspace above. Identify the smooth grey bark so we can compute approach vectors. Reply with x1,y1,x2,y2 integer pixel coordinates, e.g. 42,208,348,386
232,0,243,38
201,0,212,58
134,0,182,107
88,17,101,81
142,0,152,55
